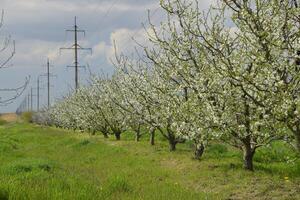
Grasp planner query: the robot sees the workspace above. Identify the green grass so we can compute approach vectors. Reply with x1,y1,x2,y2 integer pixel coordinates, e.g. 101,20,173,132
20,112,33,123
0,118,7,126
0,123,299,200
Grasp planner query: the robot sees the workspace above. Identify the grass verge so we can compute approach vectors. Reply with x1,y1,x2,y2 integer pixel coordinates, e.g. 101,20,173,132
0,123,299,199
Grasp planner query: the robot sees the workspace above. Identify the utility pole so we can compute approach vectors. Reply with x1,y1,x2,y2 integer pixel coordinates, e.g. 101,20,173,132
40,58,55,109
30,87,37,111
16,98,26,115
60,16,92,91
47,59,50,109
37,77,40,112
36,76,45,112
27,93,30,111
22,99,26,113
21,97,26,113
30,87,33,111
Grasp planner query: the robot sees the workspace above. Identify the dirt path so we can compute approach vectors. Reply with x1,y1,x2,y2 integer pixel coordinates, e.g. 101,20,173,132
0,113,18,122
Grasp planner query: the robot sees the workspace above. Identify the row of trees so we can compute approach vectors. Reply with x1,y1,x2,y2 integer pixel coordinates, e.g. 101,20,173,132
33,0,300,171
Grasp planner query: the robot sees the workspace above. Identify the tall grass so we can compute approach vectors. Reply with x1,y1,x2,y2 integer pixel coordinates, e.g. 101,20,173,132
20,112,33,123
0,123,299,199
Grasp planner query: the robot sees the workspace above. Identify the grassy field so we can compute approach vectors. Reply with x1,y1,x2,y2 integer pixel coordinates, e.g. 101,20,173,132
0,121,300,200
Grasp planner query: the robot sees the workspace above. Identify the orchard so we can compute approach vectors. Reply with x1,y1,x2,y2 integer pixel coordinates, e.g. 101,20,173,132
33,0,300,171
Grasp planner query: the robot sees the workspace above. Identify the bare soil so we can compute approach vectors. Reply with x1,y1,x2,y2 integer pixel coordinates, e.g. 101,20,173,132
0,113,18,122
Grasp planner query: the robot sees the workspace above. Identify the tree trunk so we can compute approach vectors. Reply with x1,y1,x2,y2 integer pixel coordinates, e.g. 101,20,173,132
135,125,141,142
296,134,300,154
242,99,255,171
150,127,155,146
135,131,141,142
295,130,300,153
166,127,177,151
243,144,255,171
288,124,300,154
169,139,177,151
103,132,109,138
194,143,205,160
91,130,96,136
115,132,121,140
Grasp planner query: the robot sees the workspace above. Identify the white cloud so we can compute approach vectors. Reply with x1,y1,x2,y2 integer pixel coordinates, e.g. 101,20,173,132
107,26,157,60
85,41,107,63
11,39,73,68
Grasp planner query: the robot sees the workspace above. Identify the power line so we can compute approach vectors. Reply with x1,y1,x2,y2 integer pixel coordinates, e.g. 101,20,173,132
102,0,120,19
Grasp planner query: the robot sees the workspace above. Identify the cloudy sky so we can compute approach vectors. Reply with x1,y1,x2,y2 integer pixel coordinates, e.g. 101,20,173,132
0,0,212,113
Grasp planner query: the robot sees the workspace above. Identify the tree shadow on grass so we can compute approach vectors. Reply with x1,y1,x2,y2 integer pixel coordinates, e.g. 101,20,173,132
0,188,9,200
254,161,300,178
